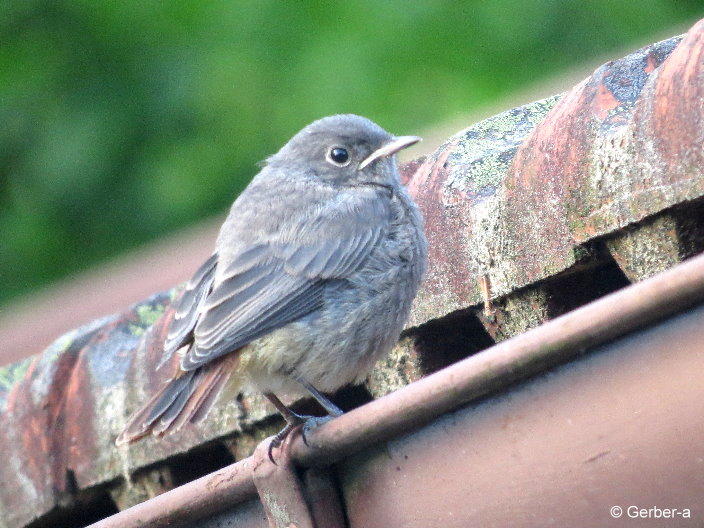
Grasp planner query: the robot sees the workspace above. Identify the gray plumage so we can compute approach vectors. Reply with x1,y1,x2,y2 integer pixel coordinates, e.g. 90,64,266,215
117,114,426,445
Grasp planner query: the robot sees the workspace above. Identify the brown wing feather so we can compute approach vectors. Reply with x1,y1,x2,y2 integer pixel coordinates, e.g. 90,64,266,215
169,353,240,432
115,353,240,445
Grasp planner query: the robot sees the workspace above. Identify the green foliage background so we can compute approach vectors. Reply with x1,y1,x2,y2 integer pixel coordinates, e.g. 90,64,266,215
1,1,702,305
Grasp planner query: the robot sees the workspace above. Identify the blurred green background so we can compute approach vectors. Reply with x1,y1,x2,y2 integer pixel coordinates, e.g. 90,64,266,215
1,1,703,306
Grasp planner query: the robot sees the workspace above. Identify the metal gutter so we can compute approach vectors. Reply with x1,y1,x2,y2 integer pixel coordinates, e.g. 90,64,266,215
89,251,704,528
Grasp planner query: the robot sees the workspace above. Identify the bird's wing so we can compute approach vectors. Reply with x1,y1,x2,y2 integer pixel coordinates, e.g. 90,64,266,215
180,191,390,370
158,253,218,369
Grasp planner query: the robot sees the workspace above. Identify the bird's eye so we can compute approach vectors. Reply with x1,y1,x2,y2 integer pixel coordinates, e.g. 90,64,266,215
326,147,350,167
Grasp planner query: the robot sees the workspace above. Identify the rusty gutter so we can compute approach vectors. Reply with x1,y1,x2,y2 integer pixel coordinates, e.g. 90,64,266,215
89,252,704,528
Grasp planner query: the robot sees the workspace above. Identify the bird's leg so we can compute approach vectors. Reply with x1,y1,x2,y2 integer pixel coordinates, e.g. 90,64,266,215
264,380,344,461
291,374,345,444
293,375,344,417
264,392,308,463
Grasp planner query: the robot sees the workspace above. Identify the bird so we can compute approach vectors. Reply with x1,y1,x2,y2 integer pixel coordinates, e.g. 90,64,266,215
116,114,427,458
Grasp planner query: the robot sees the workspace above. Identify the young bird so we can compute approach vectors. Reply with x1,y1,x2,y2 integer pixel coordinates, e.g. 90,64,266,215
116,114,427,457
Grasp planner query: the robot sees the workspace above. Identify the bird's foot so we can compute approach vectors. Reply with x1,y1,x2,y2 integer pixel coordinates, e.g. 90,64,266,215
300,415,336,446
267,413,340,463
268,418,301,463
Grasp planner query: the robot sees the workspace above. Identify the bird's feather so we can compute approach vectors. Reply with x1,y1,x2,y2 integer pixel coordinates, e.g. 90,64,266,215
115,354,240,444
179,189,391,370
160,253,218,368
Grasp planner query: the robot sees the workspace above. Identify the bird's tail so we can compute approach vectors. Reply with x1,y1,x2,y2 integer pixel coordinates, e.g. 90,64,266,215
116,353,239,445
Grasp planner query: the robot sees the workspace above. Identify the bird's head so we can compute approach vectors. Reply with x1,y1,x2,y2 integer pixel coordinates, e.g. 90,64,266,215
266,114,421,191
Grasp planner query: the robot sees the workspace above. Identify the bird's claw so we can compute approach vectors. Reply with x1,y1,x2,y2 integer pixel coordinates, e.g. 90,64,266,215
267,414,337,462
267,421,300,464
300,415,335,446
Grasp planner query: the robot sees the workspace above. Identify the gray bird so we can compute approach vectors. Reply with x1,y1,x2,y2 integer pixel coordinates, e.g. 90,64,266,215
116,114,427,455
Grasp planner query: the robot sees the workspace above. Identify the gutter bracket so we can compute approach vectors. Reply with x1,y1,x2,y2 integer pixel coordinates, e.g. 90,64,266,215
252,437,347,528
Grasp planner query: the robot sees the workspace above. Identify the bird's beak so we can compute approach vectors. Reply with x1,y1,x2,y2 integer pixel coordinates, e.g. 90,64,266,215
359,135,422,170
